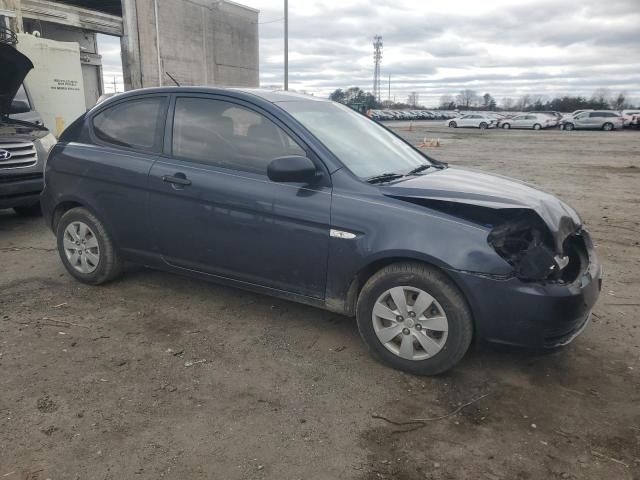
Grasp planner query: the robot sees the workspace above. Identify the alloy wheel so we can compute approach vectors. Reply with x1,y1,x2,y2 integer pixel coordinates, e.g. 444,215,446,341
372,286,449,361
63,221,100,273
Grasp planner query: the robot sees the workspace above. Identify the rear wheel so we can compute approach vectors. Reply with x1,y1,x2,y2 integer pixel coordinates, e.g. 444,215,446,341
356,263,473,376
13,202,41,216
448,121,457,128
533,123,542,130
602,122,613,131
479,122,488,129
56,207,122,285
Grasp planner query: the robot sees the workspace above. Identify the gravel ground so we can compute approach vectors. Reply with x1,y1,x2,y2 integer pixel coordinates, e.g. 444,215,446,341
1,123,639,480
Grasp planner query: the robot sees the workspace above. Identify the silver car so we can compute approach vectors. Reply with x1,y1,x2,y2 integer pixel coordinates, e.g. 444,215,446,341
499,113,552,130
561,111,625,131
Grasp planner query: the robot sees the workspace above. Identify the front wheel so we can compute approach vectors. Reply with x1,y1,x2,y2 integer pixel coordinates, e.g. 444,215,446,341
479,122,488,129
356,263,473,376
56,207,122,285
602,122,613,131
564,123,575,131
533,123,542,130
448,121,457,128
502,123,511,129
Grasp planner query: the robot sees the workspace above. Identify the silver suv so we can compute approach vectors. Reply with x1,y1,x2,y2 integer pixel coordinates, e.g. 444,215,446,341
1,42,57,215
561,111,625,131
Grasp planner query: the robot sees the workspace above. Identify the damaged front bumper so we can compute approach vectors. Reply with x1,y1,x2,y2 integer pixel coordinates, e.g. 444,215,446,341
448,230,602,348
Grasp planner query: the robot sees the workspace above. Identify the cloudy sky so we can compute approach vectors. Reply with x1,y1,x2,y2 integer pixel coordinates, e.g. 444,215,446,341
98,0,640,106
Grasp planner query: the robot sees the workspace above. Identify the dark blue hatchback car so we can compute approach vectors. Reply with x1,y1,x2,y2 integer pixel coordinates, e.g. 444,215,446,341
41,87,602,375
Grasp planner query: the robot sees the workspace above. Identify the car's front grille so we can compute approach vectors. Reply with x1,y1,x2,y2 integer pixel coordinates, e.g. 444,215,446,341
0,140,38,169
0,172,43,183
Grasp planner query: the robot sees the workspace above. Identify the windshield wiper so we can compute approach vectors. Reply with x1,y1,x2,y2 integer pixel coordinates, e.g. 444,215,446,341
365,172,405,184
0,114,48,131
408,164,434,175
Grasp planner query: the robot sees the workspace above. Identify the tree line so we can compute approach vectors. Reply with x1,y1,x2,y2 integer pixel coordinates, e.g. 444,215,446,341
328,87,637,112
438,88,635,112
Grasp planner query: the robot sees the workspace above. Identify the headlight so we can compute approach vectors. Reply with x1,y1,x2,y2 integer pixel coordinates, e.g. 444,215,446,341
487,212,568,281
36,132,58,186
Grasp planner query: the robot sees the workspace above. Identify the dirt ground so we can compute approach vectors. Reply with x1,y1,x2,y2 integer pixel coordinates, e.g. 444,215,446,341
1,124,639,480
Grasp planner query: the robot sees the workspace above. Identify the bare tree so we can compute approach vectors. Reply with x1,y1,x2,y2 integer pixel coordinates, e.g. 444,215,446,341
516,94,531,111
591,88,610,109
439,94,455,109
501,97,515,110
611,92,627,111
407,92,420,107
456,89,477,109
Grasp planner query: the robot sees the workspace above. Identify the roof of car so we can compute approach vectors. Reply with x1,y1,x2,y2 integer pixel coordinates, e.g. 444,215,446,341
100,86,328,104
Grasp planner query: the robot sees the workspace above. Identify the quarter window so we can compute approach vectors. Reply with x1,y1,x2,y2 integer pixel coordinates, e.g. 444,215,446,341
172,97,305,174
92,97,167,151
14,84,31,110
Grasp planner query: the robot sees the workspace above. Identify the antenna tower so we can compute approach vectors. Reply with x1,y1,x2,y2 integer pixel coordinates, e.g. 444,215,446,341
373,35,383,103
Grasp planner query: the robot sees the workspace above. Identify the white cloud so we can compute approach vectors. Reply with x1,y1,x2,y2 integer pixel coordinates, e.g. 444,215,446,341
99,0,640,105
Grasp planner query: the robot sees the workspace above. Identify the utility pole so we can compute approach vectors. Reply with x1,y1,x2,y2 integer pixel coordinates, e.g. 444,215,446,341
372,35,383,103
284,0,288,90
388,74,391,102
112,76,117,93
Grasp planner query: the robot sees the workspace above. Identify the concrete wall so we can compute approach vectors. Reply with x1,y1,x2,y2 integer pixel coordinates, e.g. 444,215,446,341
121,0,258,91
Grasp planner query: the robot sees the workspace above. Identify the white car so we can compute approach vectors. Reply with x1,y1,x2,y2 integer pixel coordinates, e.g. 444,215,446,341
621,110,640,128
561,109,592,122
499,113,553,130
446,114,496,129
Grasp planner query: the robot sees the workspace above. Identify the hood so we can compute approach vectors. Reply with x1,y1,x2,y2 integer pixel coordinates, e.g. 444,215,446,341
379,166,581,253
0,43,34,114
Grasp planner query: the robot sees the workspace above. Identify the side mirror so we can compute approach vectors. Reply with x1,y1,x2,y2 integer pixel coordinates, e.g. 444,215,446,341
267,155,318,183
10,100,30,114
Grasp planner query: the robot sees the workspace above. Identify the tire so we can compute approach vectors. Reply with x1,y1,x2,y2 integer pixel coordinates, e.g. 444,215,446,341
56,207,122,285
533,123,541,130
479,122,488,129
13,202,41,216
502,123,511,129
564,123,574,131
602,122,613,131
356,262,473,376
448,121,457,128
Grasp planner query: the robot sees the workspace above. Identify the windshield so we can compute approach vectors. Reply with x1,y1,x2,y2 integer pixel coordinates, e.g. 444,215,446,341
277,101,431,179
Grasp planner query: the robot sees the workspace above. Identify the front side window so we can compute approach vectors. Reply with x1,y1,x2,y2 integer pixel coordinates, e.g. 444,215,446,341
172,97,305,174
92,97,166,151
278,100,432,179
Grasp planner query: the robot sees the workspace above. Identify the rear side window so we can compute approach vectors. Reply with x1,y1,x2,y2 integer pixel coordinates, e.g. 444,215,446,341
92,97,167,151
172,97,305,174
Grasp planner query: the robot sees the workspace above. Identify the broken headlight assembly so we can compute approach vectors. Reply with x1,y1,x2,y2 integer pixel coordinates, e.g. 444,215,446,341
487,212,570,282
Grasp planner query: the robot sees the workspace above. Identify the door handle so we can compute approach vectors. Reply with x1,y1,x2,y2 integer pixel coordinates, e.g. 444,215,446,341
162,173,191,187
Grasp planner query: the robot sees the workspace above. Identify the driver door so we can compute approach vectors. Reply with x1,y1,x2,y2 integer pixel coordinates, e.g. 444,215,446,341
458,115,471,127
147,95,332,298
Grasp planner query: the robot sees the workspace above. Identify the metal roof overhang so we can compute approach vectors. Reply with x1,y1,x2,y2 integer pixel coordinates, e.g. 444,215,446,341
21,0,123,36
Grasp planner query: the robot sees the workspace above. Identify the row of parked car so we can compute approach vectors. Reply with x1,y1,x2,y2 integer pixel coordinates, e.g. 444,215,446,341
368,107,639,131
443,109,639,131
369,110,456,121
